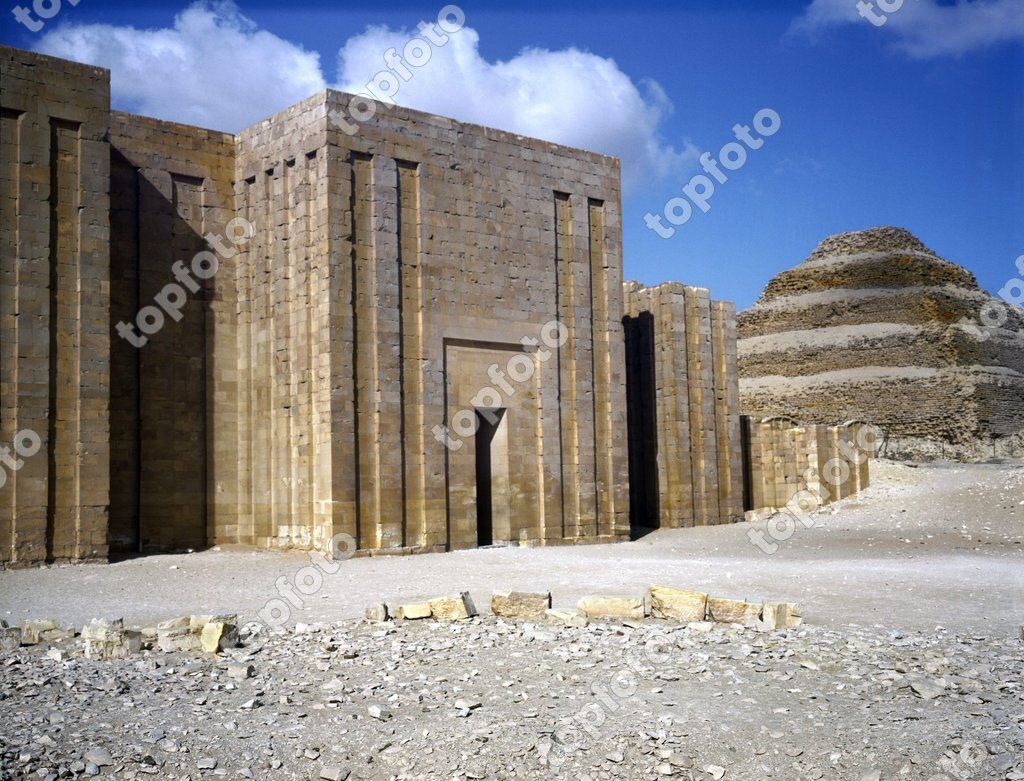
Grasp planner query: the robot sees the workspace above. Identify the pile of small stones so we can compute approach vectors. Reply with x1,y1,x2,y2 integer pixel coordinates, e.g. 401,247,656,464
0,593,1021,780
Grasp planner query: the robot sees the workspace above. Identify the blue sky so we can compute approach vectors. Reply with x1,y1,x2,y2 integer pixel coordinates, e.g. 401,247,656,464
3,0,1022,309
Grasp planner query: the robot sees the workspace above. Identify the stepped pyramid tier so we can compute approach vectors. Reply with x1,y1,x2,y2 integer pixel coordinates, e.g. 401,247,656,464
738,227,1024,461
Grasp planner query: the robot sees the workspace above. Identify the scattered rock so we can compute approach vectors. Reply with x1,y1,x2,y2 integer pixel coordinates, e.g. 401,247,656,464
544,608,589,628
364,603,389,622
0,624,22,651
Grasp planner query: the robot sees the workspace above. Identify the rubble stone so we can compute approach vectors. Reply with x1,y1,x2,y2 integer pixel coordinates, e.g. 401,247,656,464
81,618,141,660
707,597,762,625
491,591,552,619
577,596,645,620
648,585,708,622
428,592,478,621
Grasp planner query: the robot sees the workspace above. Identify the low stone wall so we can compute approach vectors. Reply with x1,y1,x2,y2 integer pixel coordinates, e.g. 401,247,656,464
741,418,874,514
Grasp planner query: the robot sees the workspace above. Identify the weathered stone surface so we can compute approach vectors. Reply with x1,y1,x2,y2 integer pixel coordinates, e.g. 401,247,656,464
577,596,645,620
707,597,762,625
365,604,389,622
428,592,478,621
81,618,141,660
544,609,589,628
157,617,201,653
648,585,708,622
395,603,432,621
200,621,239,654
0,625,22,651
21,618,60,642
491,591,551,619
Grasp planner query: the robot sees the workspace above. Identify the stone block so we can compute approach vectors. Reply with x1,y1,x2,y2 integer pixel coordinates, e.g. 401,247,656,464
0,625,22,651
707,597,762,625
200,620,239,654
157,616,202,653
577,596,645,620
761,602,802,629
81,618,141,660
21,619,70,645
648,585,708,622
428,592,477,621
364,604,389,622
491,591,552,619
395,602,432,620
544,609,588,628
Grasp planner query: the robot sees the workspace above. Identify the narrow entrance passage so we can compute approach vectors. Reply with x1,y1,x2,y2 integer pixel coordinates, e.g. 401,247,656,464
475,408,507,547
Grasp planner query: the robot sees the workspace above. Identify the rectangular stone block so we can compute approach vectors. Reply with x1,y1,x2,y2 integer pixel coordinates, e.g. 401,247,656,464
648,585,708,622
707,596,762,625
491,591,552,619
577,595,645,620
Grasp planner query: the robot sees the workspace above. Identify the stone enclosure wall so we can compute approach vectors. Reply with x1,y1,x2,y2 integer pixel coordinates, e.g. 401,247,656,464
623,282,744,529
741,418,872,514
0,46,637,564
1,45,793,567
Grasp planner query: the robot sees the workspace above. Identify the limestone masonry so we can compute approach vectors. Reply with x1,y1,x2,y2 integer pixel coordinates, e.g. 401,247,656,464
0,46,871,566
738,227,1024,461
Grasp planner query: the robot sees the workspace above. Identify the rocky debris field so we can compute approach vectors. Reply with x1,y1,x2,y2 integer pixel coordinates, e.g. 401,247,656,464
1,614,1022,781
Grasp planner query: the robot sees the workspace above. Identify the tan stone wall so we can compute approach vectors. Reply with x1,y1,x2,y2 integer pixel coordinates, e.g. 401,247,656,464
219,90,631,552
107,112,235,553
0,48,111,565
623,282,743,529
742,418,872,513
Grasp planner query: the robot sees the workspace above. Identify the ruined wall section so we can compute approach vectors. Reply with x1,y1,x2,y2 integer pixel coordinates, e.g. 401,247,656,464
623,282,743,530
742,418,872,515
0,48,110,565
108,112,235,554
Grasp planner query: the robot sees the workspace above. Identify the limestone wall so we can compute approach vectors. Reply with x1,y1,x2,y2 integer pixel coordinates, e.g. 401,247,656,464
623,282,743,529
107,112,235,554
219,91,630,552
742,418,872,514
0,49,111,565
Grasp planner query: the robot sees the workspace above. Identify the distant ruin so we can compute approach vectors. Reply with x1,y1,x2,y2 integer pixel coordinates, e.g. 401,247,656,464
738,227,1024,461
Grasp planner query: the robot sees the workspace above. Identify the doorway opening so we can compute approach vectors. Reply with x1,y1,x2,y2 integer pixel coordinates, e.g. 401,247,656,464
474,408,507,547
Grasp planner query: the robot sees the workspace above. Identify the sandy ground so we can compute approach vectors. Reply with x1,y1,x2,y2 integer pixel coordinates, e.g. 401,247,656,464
1,461,1021,635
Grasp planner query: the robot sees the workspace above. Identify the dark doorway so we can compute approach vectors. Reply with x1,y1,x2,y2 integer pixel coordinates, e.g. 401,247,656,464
475,408,505,547
623,312,660,538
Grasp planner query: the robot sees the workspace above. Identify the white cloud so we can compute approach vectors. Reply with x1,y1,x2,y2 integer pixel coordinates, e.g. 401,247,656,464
34,2,694,191
335,26,696,190
793,0,1024,58
36,1,326,131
